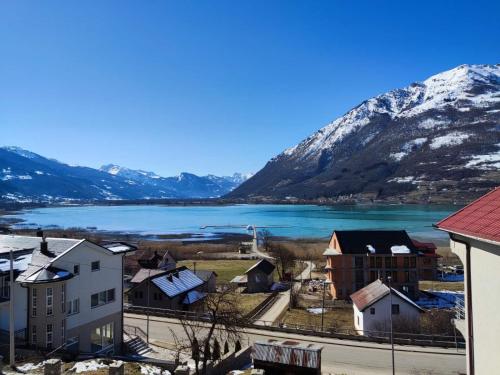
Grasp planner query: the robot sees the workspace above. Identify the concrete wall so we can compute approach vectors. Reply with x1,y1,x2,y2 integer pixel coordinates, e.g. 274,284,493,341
0,282,27,331
451,235,500,375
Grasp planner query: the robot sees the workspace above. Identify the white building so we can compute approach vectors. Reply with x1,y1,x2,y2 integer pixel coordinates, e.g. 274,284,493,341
437,187,500,375
0,234,135,354
350,279,424,336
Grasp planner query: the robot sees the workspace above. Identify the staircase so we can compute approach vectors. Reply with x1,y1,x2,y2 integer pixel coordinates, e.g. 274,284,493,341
126,336,152,355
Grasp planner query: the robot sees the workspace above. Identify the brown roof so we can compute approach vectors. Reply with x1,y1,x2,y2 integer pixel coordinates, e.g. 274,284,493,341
436,187,500,244
130,268,165,284
350,279,424,312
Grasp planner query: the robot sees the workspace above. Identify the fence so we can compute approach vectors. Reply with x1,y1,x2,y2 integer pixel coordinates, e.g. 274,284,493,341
124,306,465,349
454,296,465,320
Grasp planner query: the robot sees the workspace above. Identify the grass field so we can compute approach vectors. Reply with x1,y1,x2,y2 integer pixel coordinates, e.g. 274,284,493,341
228,292,270,315
178,259,256,282
280,307,354,332
419,280,464,292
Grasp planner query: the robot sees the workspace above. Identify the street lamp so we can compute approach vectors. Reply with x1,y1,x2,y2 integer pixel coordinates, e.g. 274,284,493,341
321,280,332,332
388,275,395,375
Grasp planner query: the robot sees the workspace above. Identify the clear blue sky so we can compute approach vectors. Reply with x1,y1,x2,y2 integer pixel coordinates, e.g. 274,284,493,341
1,1,499,176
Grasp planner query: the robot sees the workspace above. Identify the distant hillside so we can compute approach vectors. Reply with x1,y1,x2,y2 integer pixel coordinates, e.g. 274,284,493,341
0,147,249,202
228,64,500,203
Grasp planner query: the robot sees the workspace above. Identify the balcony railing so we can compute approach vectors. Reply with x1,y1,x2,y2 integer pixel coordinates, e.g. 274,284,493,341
455,296,465,320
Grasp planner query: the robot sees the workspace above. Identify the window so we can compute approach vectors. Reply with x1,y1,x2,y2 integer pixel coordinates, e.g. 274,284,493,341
32,288,37,317
73,264,80,275
91,288,116,308
391,304,400,315
404,271,410,282
370,307,375,315
404,257,409,268
392,271,398,283
410,257,416,268
375,257,382,268
61,284,66,313
61,319,66,344
0,276,9,298
385,257,392,268
91,261,100,272
370,270,378,282
91,323,114,352
46,287,53,316
355,269,364,283
31,325,37,346
392,257,398,268
46,324,53,350
134,290,144,299
369,257,376,268
67,298,80,315
354,256,364,269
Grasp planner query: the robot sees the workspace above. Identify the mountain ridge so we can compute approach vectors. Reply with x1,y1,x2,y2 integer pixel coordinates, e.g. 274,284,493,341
0,147,249,202
228,64,500,203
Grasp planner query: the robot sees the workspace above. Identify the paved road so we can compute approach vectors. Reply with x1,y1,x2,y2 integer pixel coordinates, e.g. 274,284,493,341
125,313,466,375
255,261,315,324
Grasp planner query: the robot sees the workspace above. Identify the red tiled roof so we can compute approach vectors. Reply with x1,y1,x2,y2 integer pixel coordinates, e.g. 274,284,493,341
436,187,500,244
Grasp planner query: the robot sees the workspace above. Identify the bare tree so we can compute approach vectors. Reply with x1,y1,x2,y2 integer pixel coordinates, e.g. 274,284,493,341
169,285,245,375
269,242,295,281
260,229,272,252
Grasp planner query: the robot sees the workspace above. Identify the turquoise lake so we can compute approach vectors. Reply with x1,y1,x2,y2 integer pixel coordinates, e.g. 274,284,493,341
7,204,456,242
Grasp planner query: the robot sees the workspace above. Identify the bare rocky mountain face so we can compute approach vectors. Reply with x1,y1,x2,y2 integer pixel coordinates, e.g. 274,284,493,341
228,64,500,204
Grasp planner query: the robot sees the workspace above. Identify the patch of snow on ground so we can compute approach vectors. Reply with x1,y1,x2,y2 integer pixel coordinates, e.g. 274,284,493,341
16,361,46,372
140,364,171,375
388,176,415,183
465,151,500,170
71,360,108,373
389,152,407,161
418,118,450,129
307,307,326,314
429,132,470,150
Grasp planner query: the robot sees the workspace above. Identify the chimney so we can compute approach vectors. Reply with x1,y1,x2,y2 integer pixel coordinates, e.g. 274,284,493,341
36,228,44,238
40,237,49,254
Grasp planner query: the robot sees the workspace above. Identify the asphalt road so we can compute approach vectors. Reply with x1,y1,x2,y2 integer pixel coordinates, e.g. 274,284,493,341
125,313,466,375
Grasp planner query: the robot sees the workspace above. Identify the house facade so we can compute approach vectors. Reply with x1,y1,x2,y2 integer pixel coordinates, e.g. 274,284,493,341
0,234,135,355
323,230,436,300
127,266,206,311
245,259,275,293
436,187,500,375
350,279,424,336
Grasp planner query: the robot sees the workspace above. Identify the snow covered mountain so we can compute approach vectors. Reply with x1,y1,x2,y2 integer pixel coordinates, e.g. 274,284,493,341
0,148,249,202
229,64,500,203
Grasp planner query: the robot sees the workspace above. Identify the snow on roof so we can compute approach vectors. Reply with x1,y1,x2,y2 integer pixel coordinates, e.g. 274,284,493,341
391,245,411,254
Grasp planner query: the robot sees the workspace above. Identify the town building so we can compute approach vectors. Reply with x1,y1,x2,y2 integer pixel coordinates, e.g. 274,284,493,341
0,234,135,355
193,270,217,293
231,259,275,293
350,279,424,336
323,230,437,300
138,250,176,271
127,266,207,311
436,187,500,375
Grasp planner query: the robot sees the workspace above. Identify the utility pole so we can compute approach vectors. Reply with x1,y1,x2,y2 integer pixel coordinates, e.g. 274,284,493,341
9,250,15,366
146,269,150,344
321,280,331,332
388,275,395,375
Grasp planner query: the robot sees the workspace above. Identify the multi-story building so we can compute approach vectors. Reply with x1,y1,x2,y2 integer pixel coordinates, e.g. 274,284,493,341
0,234,135,355
437,187,500,375
323,230,436,300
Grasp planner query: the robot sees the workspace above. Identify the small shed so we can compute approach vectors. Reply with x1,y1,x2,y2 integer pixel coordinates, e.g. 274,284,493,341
253,339,323,375
350,279,424,336
245,259,275,293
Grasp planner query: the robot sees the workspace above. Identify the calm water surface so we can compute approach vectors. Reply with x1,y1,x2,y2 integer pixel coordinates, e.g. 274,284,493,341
7,204,456,241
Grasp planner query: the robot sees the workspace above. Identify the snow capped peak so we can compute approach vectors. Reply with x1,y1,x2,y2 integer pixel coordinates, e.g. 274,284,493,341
279,64,500,161
1,146,40,159
101,164,123,175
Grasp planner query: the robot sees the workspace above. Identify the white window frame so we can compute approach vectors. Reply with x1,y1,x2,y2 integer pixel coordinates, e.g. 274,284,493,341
67,298,80,316
46,287,53,316
32,288,37,317
31,325,37,346
61,284,66,313
46,323,53,349
61,319,65,344
91,288,116,309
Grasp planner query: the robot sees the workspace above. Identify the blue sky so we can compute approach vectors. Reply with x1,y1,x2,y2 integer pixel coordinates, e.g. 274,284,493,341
1,1,499,176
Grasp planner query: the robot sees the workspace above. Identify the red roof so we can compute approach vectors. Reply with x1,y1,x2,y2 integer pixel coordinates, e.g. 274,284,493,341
436,187,500,244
